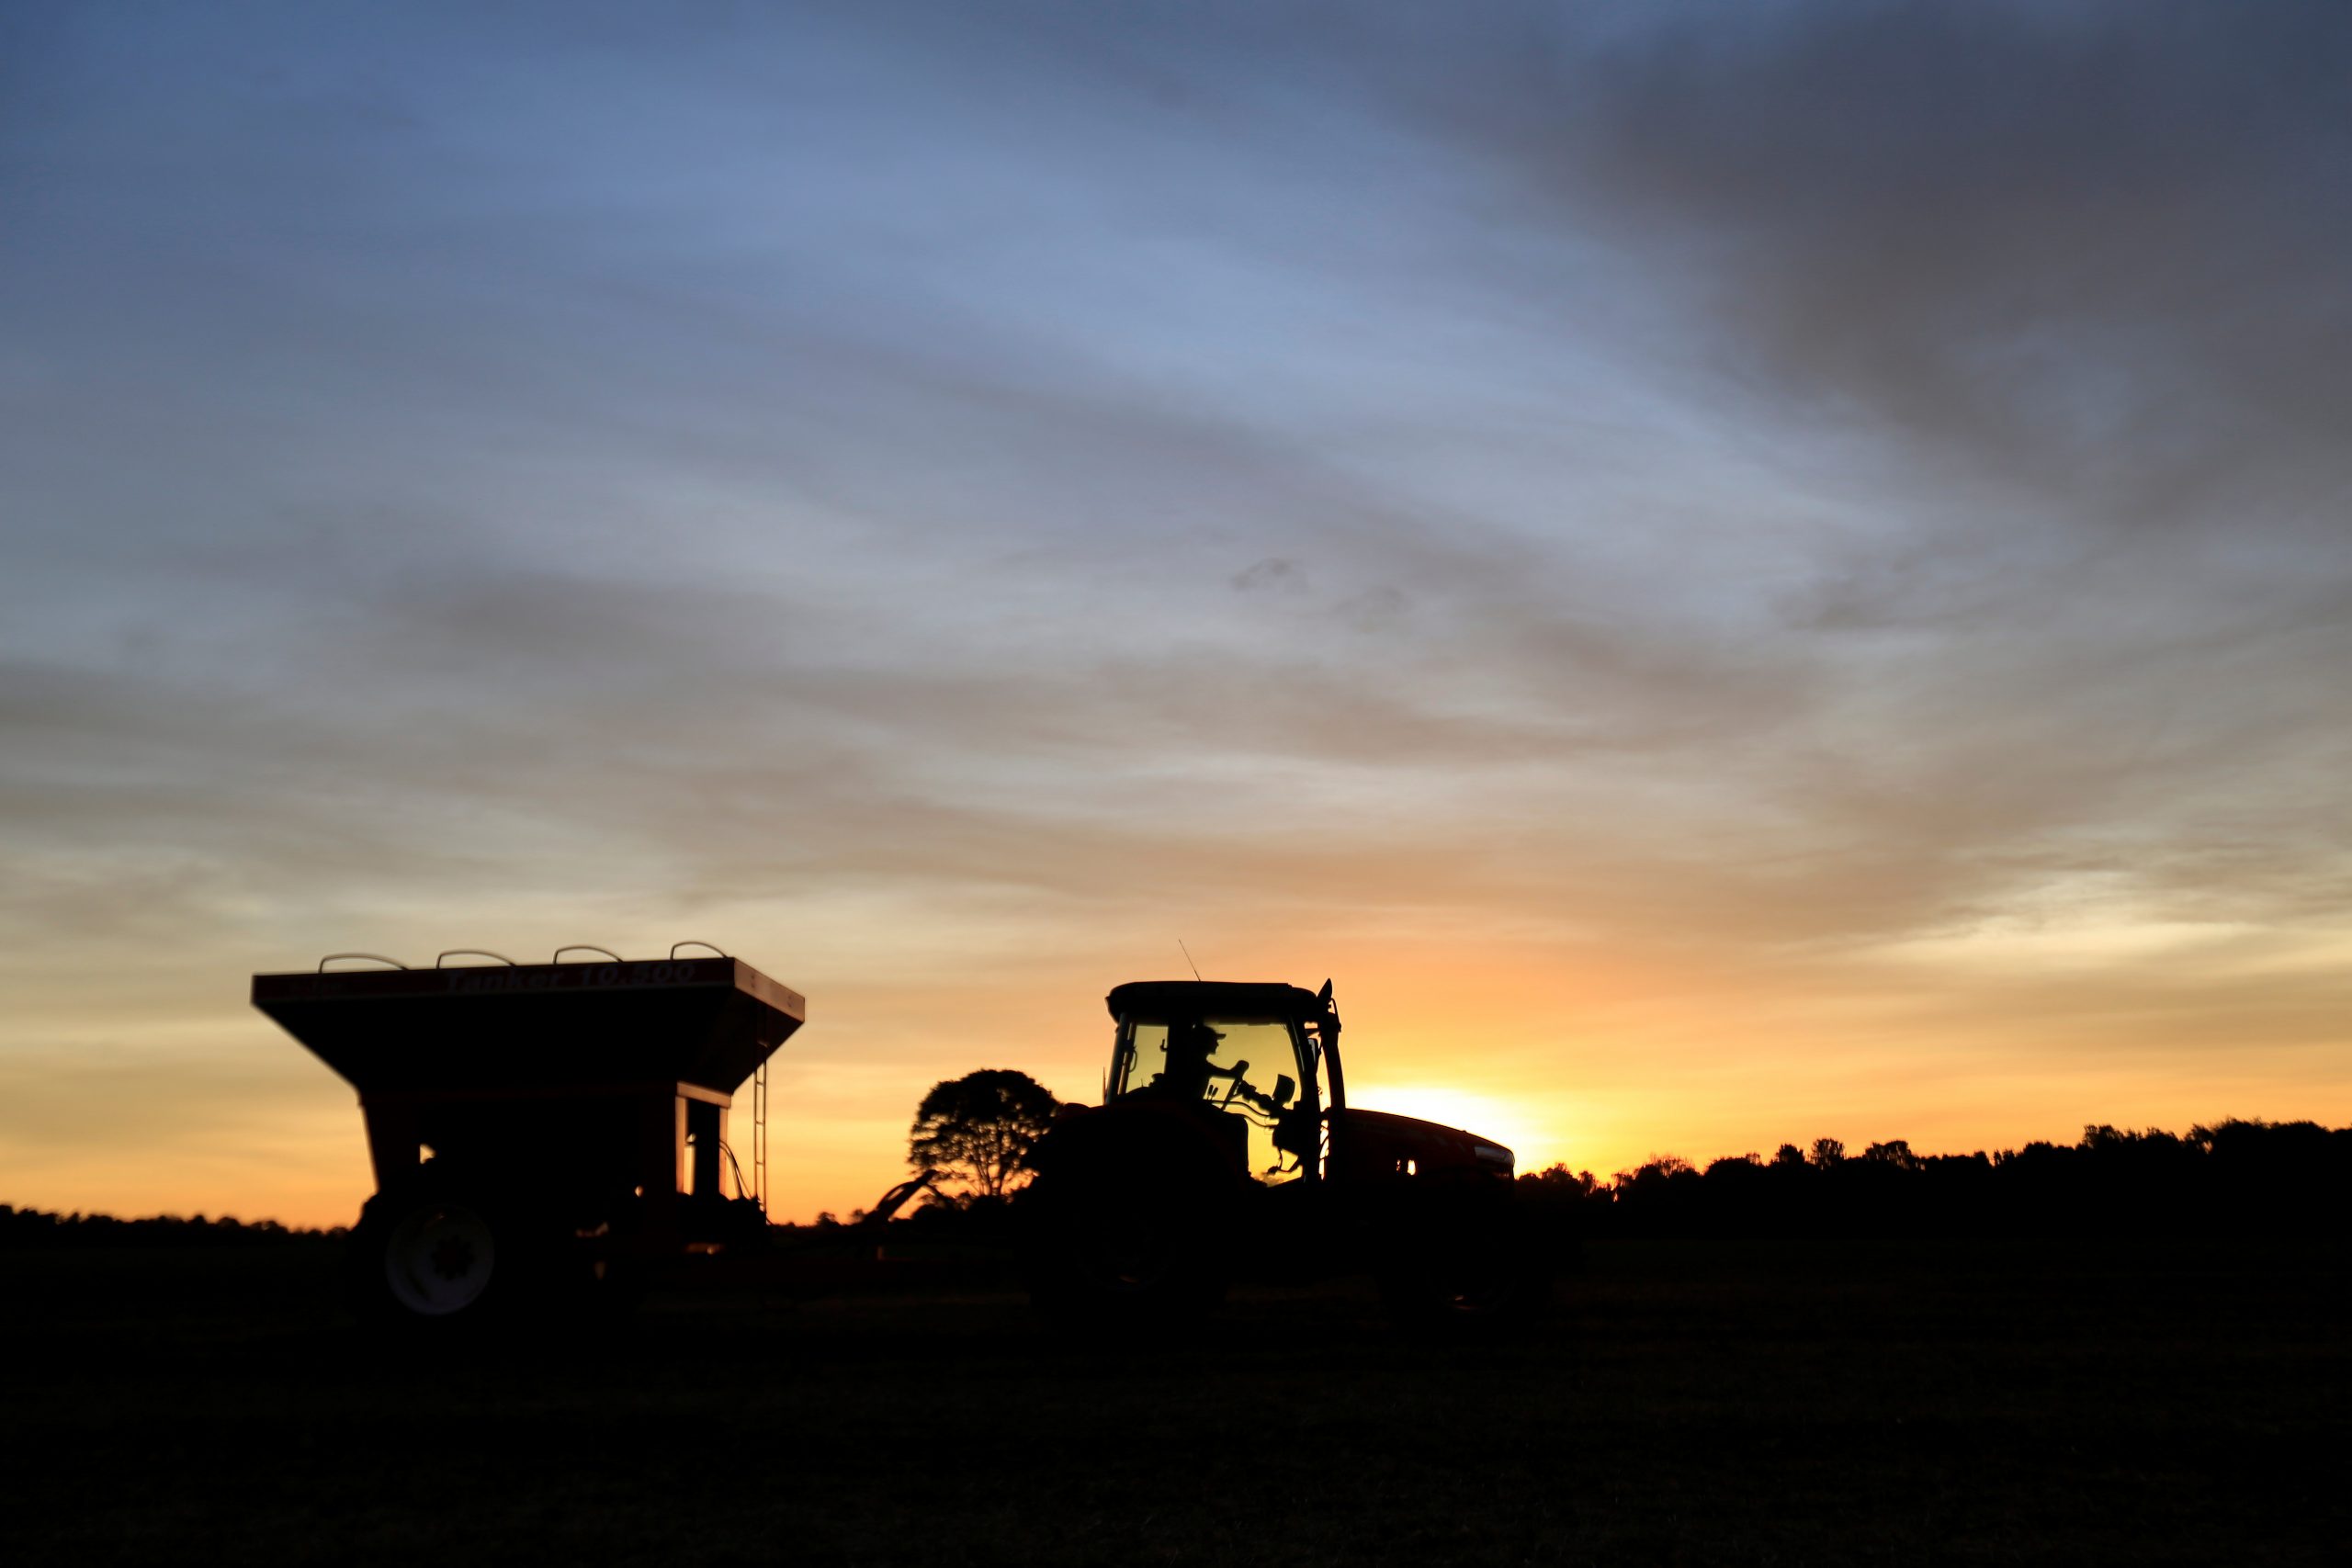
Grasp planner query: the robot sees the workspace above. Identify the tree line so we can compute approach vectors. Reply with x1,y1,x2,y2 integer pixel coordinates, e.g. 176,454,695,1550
890,1071,2352,1244
0,1204,342,1248
1518,1119,2352,1239
14,1094,2344,1247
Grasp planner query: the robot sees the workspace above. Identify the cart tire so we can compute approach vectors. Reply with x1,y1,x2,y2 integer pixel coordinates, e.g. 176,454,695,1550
347,1175,552,1329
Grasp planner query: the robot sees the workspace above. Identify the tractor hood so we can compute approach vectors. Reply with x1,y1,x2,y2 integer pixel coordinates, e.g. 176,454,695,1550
1335,1108,1517,1178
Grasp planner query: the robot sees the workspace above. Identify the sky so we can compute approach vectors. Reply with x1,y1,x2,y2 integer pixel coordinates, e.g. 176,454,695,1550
4,1,2346,1226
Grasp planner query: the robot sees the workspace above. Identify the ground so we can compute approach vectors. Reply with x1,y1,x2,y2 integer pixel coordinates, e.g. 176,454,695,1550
4,1235,2344,1564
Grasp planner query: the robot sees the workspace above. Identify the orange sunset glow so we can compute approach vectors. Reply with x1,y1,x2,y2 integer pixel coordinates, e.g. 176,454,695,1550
5,5,2349,1231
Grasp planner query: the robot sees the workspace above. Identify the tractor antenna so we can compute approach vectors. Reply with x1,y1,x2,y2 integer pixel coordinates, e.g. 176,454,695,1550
1178,939,1203,981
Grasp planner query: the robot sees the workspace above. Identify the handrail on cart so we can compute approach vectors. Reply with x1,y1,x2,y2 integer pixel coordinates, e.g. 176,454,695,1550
435,950,516,967
318,953,409,972
552,945,624,964
718,1140,754,1205
670,941,727,959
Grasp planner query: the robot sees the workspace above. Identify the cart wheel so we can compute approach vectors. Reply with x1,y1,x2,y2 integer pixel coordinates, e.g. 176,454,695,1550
381,1197,498,1316
349,1177,534,1328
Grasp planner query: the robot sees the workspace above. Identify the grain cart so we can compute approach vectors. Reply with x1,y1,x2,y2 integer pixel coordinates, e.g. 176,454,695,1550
253,946,802,1325
1021,979,1546,1335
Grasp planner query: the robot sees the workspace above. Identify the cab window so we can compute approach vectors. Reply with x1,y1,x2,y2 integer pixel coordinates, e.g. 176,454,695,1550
1112,1015,1318,1184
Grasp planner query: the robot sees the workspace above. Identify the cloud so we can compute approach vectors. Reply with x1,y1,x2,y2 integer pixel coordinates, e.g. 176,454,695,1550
1231,558,1307,594
1418,1,2352,528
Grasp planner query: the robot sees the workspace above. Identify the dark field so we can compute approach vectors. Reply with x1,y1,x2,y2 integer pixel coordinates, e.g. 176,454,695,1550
6,1237,2346,1565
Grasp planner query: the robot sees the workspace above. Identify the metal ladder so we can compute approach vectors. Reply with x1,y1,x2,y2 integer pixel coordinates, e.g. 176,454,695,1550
751,1058,769,1217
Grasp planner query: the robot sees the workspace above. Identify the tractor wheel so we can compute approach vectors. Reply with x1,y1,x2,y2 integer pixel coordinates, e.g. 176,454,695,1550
1374,1190,1550,1340
1022,1163,1229,1329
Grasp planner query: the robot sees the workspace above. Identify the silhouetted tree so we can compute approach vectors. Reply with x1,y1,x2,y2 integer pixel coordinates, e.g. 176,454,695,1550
1861,1139,1921,1170
1809,1137,1846,1168
908,1068,1061,1201
1772,1144,1806,1168
1514,1163,1605,1262
1520,1163,1602,1200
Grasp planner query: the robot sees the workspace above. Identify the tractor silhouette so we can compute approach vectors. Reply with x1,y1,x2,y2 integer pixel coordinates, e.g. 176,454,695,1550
1022,979,1544,1334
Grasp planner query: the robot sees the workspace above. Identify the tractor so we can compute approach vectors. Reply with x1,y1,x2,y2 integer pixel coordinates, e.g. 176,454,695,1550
1020,978,1544,1333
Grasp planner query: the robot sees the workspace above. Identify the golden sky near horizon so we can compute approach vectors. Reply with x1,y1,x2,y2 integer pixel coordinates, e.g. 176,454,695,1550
5,4,2348,1226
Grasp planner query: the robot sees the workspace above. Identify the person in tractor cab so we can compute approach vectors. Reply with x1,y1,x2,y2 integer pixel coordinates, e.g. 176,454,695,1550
1140,1018,1227,1101
1132,1016,1257,1175
1139,1015,1296,1119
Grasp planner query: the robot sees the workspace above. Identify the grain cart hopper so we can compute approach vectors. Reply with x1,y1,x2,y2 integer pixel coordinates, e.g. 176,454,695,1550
253,946,801,1325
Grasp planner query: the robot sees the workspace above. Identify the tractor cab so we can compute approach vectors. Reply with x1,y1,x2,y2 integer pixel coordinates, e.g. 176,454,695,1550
1102,979,1343,1187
